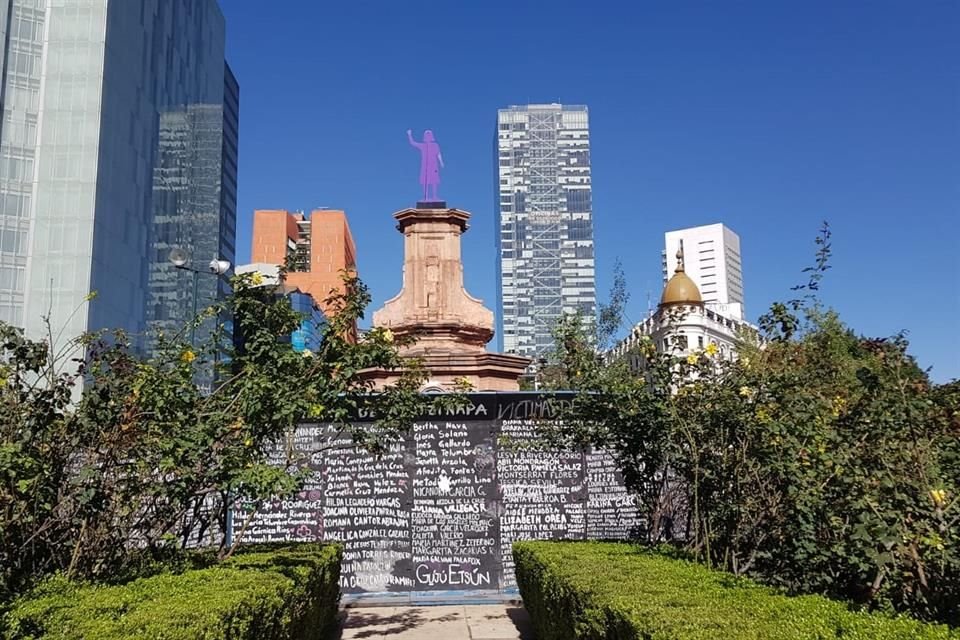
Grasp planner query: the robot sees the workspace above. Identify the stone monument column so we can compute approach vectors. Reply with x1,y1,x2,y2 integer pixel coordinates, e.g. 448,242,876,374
368,204,529,391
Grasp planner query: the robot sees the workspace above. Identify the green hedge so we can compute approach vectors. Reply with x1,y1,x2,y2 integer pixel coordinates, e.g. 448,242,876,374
2,543,342,640
513,541,959,640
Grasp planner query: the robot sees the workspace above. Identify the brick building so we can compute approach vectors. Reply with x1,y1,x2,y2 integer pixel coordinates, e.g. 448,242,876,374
250,209,356,313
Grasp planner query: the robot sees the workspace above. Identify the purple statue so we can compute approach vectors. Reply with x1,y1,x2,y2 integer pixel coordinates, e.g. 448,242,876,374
407,129,444,201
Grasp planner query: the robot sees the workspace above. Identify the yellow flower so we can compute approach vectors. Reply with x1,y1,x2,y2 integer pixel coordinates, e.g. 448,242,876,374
928,534,946,551
453,376,474,390
704,343,718,357
930,488,947,507
308,404,325,418
250,271,264,286
739,386,752,398
382,329,394,343
243,437,253,447
180,350,196,364
755,407,771,424
301,348,313,358
686,353,699,365
741,355,752,369
831,395,847,418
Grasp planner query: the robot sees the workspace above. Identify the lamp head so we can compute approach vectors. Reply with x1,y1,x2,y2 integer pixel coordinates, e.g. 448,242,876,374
209,259,231,275
169,247,188,268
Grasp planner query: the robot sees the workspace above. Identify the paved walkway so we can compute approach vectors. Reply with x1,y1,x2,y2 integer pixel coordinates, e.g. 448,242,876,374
336,605,534,639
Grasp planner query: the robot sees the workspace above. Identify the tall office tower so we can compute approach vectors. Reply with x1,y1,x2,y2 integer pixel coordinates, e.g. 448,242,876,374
146,65,239,363
0,1,234,351
662,223,744,319
496,104,596,360
250,209,356,314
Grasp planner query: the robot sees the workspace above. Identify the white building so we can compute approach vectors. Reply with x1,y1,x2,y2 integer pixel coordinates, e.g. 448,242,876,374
611,244,758,369
235,263,281,285
662,224,744,319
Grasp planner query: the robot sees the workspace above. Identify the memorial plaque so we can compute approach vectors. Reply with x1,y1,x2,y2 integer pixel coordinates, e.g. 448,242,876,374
242,393,642,602
321,426,413,593
495,395,586,590
586,448,641,539
242,425,325,543
410,418,498,590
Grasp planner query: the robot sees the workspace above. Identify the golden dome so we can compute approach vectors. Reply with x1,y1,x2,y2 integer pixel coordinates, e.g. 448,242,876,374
660,242,703,307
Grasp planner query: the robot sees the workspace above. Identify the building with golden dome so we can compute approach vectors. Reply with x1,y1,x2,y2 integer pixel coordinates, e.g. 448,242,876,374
608,242,758,368
659,251,703,309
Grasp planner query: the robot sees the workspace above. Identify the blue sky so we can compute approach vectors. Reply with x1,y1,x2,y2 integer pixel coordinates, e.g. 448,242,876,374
220,1,959,382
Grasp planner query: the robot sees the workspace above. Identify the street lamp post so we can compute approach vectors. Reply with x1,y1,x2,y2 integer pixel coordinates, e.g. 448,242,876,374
188,269,199,346
169,248,232,547
169,248,231,347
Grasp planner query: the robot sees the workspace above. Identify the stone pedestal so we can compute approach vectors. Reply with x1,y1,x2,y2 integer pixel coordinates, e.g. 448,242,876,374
368,206,529,391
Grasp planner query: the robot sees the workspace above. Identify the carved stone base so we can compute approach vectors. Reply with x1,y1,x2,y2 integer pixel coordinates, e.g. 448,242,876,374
364,351,531,392
367,206,529,391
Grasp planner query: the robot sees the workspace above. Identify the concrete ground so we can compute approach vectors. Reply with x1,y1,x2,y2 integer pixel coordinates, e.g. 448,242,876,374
335,604,535,639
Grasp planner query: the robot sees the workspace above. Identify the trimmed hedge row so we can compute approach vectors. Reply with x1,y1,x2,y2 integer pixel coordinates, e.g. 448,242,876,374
513,541,959,640
2,543,342,640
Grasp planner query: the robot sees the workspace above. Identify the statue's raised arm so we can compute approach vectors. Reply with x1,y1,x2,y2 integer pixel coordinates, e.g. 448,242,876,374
407,129,424,150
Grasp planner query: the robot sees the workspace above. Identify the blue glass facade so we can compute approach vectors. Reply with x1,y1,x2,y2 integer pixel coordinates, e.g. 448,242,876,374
0,0,235,354
145,64,239,367
288,291,325,354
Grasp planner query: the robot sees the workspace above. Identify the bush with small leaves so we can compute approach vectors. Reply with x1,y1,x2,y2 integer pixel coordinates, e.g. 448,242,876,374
2,543,342,640
514,541,959,640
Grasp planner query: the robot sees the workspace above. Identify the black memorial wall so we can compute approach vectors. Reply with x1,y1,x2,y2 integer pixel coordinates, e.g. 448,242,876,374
242,393,641,598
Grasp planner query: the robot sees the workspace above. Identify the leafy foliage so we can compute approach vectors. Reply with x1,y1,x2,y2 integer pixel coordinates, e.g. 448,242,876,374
2,543,342,640
0,271,433,600
514,540,960,640
541,224,960,623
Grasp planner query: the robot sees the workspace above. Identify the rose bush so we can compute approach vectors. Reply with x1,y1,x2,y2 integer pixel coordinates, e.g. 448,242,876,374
543,226,960,623
0,271,434,601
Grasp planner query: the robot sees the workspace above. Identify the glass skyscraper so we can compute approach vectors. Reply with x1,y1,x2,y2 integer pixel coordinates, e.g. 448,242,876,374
495,104,596,360
0,0,236,353
146,70,240,361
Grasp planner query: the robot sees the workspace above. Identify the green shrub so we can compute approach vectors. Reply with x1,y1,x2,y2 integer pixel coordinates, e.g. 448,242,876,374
514,541,959,640
1,543,342,640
